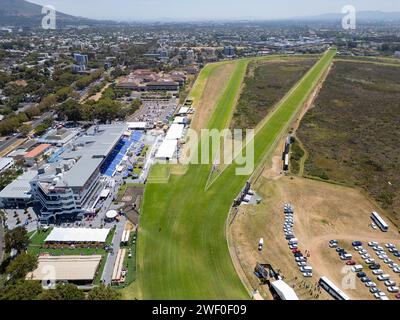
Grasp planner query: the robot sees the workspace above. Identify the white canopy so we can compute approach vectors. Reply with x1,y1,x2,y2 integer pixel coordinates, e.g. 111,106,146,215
45,227,111,243
271,280,299,300
127,122,147,130
100,189,110,198
178,106,189,115
155,139,178,160
166,124,184,140
106,210,118,219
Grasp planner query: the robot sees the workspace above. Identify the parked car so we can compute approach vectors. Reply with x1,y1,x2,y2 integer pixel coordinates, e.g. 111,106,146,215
368,241,379,247
361,277,371,283
370,287,379,294
357,272,367,278
302,272,313,278
392,267,400,273
365,258,376,264
374,291,386,299
395,293,400,299
388,287,399,293
384,280,396,287
361,254,371,259
329,243,338,248
346,260,356,266
365,282,377,288
295,257,307,262
372,269,384,275
385,243,395,248
352,265,363,272
340,254,353,260
384,258,393,264
377,274,390,281
352,241,362,247
369,264,381,270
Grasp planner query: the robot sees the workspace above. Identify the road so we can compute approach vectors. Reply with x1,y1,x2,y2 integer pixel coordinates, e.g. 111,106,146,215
0,215,4,263
101,217,126,285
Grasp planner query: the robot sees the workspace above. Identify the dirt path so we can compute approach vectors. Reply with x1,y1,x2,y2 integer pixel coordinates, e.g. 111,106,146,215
190,62,238,133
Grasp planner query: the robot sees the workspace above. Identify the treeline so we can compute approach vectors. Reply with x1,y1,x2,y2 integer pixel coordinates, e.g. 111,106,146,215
75,69,104,90
57,96,141,124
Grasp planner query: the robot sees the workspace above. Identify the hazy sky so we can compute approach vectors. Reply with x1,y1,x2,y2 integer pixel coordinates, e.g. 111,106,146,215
29,0,400,21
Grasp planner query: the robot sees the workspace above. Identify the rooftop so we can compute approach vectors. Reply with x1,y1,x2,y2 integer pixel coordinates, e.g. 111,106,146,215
24,144,51,159
0,170,37,199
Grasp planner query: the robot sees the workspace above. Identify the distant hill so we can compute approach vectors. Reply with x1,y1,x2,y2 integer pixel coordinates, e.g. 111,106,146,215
298,10,400,22
0,0,97,27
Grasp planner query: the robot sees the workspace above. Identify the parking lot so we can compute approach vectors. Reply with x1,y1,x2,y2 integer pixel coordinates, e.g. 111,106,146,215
329,240,400,300
230,176,400,300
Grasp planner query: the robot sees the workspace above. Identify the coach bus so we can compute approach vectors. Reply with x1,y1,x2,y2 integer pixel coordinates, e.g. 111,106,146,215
371,211,389,232
319,276,350,301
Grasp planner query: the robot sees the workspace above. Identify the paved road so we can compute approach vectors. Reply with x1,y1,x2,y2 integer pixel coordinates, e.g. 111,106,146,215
101,217,126,285
0,216,4,263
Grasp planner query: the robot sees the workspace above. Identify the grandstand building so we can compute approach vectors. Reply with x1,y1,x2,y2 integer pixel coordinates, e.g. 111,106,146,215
30,124,127,223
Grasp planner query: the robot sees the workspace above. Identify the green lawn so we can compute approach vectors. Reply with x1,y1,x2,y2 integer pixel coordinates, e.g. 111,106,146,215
123,50,336,300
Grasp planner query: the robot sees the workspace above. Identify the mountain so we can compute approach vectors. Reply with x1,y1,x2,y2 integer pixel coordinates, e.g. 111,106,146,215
0,0,96,27
297,11,400,22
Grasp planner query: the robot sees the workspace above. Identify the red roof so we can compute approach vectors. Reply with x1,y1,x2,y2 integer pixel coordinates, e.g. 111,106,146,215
24,144,51,159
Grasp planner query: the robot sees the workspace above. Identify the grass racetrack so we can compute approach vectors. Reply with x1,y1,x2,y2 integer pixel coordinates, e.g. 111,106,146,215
122,49,336,300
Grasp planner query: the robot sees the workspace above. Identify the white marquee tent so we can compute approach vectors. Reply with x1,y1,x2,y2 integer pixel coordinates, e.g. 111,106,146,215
45,227,111,243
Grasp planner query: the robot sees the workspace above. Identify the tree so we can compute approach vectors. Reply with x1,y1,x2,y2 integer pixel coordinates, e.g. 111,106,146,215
6,253,38,281
0,280,43,300
19,124,32,137
55,284,85,300
4,226,30,253
87,285,121,300
59,100,83,122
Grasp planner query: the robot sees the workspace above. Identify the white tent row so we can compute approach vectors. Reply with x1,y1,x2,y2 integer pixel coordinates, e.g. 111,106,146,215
155,139,178,160
127,122,147,130
165,123,185,140
177,106,189,115
45,227,111,243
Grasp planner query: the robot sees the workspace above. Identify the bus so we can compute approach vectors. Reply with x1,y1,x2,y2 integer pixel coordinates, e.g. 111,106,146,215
371,211,389,232
319,276,350,300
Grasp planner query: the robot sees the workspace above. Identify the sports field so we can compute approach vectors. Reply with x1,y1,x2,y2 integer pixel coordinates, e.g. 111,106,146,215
122,49,336,300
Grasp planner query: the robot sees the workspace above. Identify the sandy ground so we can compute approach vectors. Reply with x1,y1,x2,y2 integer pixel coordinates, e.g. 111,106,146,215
230,175,400,300
190,62,237,133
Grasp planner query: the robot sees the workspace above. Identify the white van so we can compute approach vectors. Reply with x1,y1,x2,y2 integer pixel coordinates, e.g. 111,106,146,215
377,274,390,281
351,265,363,272
340,253,353,260
288,238,298,245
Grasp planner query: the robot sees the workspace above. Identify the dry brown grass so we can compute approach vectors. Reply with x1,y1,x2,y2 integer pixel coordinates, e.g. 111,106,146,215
230,175,400,300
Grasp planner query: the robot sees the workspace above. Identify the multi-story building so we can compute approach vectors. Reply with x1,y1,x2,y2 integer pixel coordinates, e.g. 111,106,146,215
73,53,89,66
29,124,126,223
